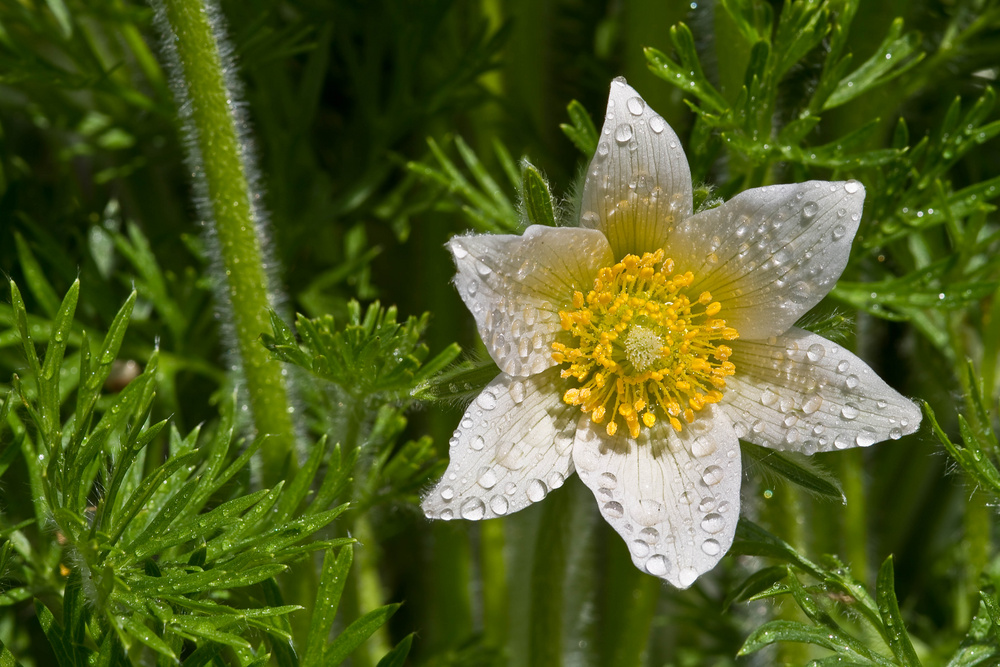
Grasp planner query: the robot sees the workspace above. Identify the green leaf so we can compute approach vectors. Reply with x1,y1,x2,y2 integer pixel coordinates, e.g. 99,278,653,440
559,99,598,156
742,441,845,501
521,161,555,228
303,547,354,667
645,24,728,113
375,634,413,667
823,18,923,110
740,619,849,654
0,637,28,667
323,604,400,666
876,556,921,666
14,232,61,318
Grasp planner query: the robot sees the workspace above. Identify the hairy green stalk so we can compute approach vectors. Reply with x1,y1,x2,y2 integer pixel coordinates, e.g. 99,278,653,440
153,0,296,485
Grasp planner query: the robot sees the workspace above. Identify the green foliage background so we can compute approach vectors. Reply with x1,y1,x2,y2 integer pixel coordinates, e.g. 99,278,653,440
1,0,999,664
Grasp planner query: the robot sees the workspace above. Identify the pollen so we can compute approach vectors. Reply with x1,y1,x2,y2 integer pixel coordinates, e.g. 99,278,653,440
552,249,738,438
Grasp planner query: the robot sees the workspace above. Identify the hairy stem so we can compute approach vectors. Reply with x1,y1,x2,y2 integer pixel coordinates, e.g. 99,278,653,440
154,0,296,485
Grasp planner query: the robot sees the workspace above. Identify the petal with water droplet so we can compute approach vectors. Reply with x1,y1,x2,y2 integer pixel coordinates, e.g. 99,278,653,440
572,405,741,588
449,225,614,376
672,181,866,339
421,368,577,521
580,78,693,258
722,328,922,453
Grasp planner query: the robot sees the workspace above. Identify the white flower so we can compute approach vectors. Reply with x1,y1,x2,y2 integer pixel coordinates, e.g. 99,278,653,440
422,77,921,588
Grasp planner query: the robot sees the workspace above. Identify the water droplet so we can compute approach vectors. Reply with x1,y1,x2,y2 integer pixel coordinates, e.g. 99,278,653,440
832,225,847,240
889,427,902,440
760,388,779,407
701,513,725,533
837,360,850,373
599,472,617,489
597,141,610,157
834,433,852,449
614,123,634,144
477,391,497,410
698,496,716,512
845,374,860,389
802,393,823,415
678,568,698,587
440,486,455,500
856,430,877,447
626,96,645,115
527,479,549,502
702,539,721,556
461,498,486,520
649,115,666,133
451,244,468,259
638,527,659,543
632,540,650,557
471,435,486,451
802,201,819,219
646,555,669,576
509,380,526,403
752,419,766,433
840,404,860,420
603,500,624,518
702,465,724,486
691,436,716,457
478,469,498,489
490,495,509,515
844,180,860,194
440,508,454,520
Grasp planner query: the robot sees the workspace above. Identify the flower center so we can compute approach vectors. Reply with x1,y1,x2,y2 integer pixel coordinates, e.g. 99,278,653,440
552,249,738,438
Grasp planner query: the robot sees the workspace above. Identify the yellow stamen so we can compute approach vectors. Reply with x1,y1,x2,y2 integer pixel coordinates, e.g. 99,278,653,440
552,249,738,436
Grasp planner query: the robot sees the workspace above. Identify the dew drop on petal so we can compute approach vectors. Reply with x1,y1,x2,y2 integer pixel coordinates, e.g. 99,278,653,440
845,180,861,194
806,343,826,362
599,472,618,489
440,509,454,521
597,141,610,158
802,202,819,219
701,513,725,534
841,403,860,420
548,471,565,489
760,388,779,407
603,500,624,518
461,498,486,520
477,391,497,410
702,465,724,486
451,244,468,259
649,115,666,134
646,555,669,576
614,123,633,144
509,380,526,403
834,433,852,449
490,495,509,515
698,496,716,512
632,540,650,558
856,429,877,447
471,435,486,451
801,393,824,415
528,478,549,502
832,225,847,240
702,539,721,556
440,485,455,500
837,360,850,374
889,427,902,440
478,469,498,489
678,568,698,587
626,96,645,115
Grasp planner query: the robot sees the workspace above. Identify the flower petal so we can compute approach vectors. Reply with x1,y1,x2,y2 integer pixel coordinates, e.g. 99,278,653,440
580,77,693,258
572,405,741,588
723,328,921,453
450,225,614,377
672,180,865,340
422,368,577,521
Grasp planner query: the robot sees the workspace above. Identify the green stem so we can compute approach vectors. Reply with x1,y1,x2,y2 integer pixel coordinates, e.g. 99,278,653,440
155,0,296,486
530,487,570,667
839,449,870,586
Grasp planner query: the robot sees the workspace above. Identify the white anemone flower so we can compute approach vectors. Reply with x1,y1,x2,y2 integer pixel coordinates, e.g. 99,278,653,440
421,77,921,588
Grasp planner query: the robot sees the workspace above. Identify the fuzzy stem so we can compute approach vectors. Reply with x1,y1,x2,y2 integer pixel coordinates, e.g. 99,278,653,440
155,0,296,485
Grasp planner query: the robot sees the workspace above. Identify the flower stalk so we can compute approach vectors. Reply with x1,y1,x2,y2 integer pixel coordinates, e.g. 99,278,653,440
153,0,296,485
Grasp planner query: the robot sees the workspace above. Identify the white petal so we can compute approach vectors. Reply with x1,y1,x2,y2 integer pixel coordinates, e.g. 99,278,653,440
572,406,741,588
422,368,577,521
722,328,921,453
450,225,614,377
580,77,693,259
671,180,865,340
